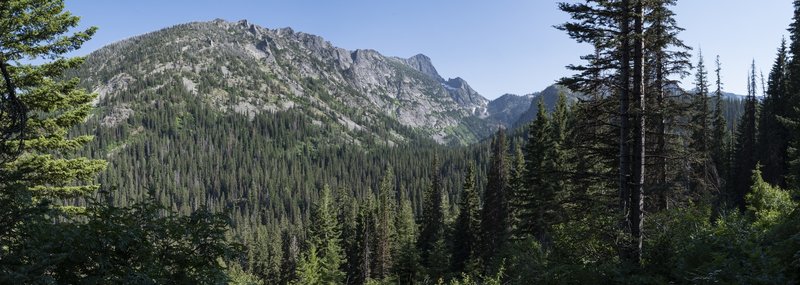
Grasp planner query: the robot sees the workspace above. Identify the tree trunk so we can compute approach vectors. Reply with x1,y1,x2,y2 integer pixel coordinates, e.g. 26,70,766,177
618,1,632,257
630,0,646,266
619,0,631,260
656,54,668,211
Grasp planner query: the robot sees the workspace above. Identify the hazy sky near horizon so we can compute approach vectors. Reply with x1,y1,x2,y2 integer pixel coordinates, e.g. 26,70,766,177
65,0,793,99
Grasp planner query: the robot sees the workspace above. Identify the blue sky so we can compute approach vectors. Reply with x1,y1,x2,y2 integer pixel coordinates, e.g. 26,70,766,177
65,0,793,99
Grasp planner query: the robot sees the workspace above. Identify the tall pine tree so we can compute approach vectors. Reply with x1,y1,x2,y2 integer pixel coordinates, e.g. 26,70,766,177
786,0,800,190
732,63,759,211
480,128,510,269
0,0,106,216
302,185,345,284
758,39,790,188
711,55,730,194
418,155,447,279
518,99,556,244
393,190,420,284
373,167,396,280
452,163,481,274
690,50,714,200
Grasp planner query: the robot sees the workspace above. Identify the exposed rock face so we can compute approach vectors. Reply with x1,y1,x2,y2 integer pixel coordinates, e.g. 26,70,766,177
401,54,445,82
75,19,526,145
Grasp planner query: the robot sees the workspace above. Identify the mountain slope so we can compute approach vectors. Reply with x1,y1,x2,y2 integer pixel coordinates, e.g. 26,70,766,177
514,85,580,127
72,19,522,146
486,93,534,127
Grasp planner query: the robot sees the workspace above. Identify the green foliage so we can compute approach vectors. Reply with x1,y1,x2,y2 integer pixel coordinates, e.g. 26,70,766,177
690,51,715,198
373,168,396,279
2,195,239,284
393,198,421,284
711,55,731,196
479,128,511,269
419,156,447,276
786,0,800,192
0,0,105,208
228,262,264,285
4,0,798,284
451,163,481,274
746,166,796,230
304,185,345,284
294,245,322,285
444,265,504,285
758,39,790,187
731,63,761,211
643,207,795,284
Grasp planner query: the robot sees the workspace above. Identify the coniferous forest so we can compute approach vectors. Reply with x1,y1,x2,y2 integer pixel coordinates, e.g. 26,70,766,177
2,0,800,284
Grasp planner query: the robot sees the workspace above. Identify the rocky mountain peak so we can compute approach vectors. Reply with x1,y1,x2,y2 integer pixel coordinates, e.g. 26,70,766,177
401,53,444,82
443,77,487,108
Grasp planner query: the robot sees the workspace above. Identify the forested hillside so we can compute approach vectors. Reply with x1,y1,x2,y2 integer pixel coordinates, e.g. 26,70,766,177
2,0,800,284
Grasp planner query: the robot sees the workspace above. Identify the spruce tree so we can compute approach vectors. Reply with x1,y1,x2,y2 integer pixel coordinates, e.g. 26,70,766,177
294,246,322,284
452,163,481,274
354,195,376,285
373,167,396,280
644,0,692,212
758,39,789,187
559,0,690,264
418,155,446,279
480,128,510,268
509,141,526,236
336,187,361,284
711,55,730,194
519,99,556,243
558,0,638,263
549,91,571,202
629,0,646,264
393,192,420,284
786,0,800,190
690,50,713,199
732,64,759,211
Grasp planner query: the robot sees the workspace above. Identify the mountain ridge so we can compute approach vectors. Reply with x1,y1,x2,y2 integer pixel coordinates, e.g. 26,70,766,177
76,19,537,146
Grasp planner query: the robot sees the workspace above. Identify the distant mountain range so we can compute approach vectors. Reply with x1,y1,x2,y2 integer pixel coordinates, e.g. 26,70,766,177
73,19,552,146
72,19,744,147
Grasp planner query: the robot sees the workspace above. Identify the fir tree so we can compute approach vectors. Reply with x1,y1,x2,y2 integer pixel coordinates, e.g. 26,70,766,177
0,0,105,215
0,0,106,276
